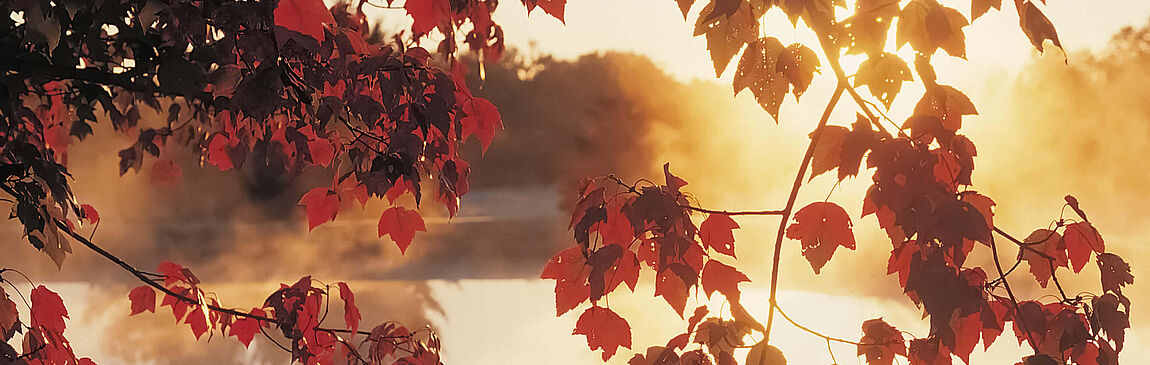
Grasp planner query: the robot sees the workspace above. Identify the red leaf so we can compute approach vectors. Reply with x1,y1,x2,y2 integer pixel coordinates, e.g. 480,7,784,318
461,97,503,154
1018,229,1066,288
377,206,427,254
30,285,68,333
655,269,688,316
606,249,640,293
185,305,209,340
150,159,182,186
810,125,849,180
337,282,361,334
307,139,335,167
950,313,981,364
600,204,635,246
663,163,687,192
534,0,567,23
206,134,235,171
785,202,857,274
79,204,99,226
1062,222,1104,273
0,287,16,338
700,213,739,258
858,318,906,365
229,308,266,347
573,306,632,361
299,188,341,231
157,261,188,286
274,0,335,41
542,246,590,316
406,0,449,35
128,286,156,315
700,260,750,301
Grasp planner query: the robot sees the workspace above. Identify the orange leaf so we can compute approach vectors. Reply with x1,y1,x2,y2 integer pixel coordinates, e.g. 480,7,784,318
699,213,740,257
273,0,336,42
700,259,750,301
1063,222,1104,273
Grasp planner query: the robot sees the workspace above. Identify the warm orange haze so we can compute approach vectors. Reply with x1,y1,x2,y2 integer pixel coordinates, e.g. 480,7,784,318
0,0,1147,364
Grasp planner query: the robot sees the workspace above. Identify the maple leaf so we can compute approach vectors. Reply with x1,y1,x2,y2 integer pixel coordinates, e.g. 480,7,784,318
843,0,900,56
299,188,341,231
461,97,503,154
534,0,568,23
1096,253,1133,294
406,0,449,35
337,282,361,334
600,204,635,246
675,0,696,19
541,246,590,316
0,287,16,339
778,43,821,99
914,85,978,132
606,249,640,293
588,244,624,302
857,318,905,365
785,202,856,274
840,114,878,179
185,305,210,340
229,308,267,347
1018,229,1066,288
699,213,740,257
855,53,914,109
896,0,969,58
573,306,632,361
274,0,336,42
205,134,236,171
959,192,995,240
1062,222,1104,273
907,337,950,365
979,297,1010,350
695,1,759,78
733,37,789,121
307,139,335,167
949,313,981,364
128,285,156,315
377,206,427,254
1017,1,1061,53
971,0,1002,21
810,125,849,180
655,269,689,316
30,285,68,333
79,203,99,226
1091,294,1129,352
745,341,786,365
161,286,193,322
150,159,182,186
157,261,189,286
700,259,750,301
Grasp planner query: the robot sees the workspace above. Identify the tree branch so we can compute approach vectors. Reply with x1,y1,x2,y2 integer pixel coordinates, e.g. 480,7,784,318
764,82,846,344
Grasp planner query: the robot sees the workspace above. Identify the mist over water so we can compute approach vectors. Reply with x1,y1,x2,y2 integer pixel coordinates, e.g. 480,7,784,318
3,19,1150,363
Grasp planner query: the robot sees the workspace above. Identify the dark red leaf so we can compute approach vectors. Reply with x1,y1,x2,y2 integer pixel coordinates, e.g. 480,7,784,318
785,202,857,274
337,282,361,334
30,285,68,333
128,285,156,315
274,0,336,41
229,308,267,347
1062,222,1104,273
699,213,739,257
573,306,632,361
377,206,426,254
299,188,341,231
700,259,749,301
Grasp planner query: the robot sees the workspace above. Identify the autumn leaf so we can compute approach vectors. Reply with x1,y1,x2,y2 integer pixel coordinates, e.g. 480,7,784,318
0,287,16,339
1017,1,1062,53
185,305,209,339
959,192,995,238
810,125,849,180
1062,222,1104,273
30,285,68,333
695,1,759,78
1018,229,1066,288
896,0,969,58
606,249,640,294
914,85,978,132
307,139,335,167
406,0,449,35
1092,293,1130,352
857,318,905,365
337,282,361,334
149,159,182,186
733,37,788,121
745,341,786,365
663,163,688,192
854,53,913,109
573,306,632,361
700,259,750,301
461,97,503,154
843,0,900,56
971,0,1002,21
229,308,266,347
541,246,590,316
299,188,341,231
778,44,821,99
128,285,156,315
786,202,856,274
527,0,568,23
655,269,689,316
79,203,99,226
699,213,740,257
274,0,336,42
1096,253,1133,294
377,206,427,254
675,0,696,19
